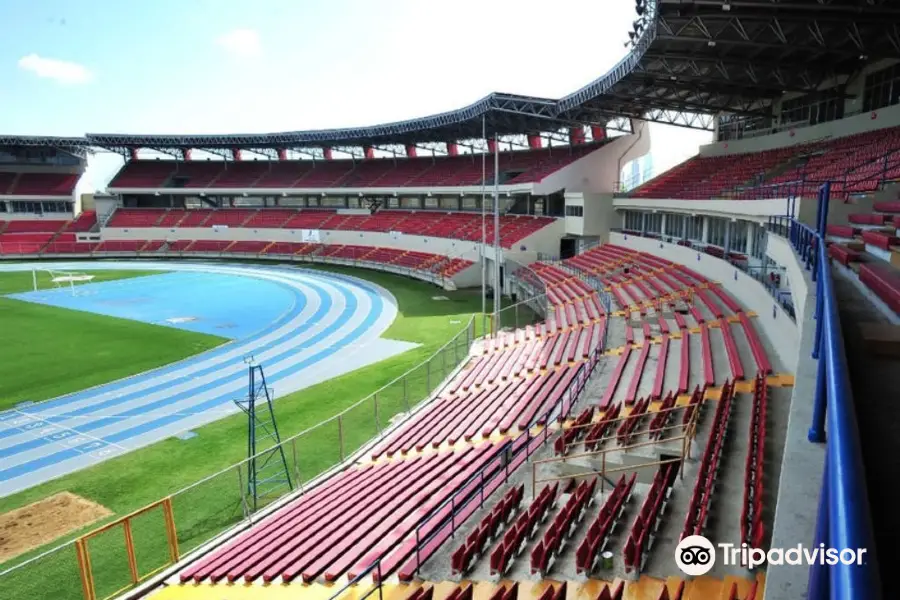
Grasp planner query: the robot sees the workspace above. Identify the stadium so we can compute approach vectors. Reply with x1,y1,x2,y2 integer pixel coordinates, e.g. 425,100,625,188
0,1,897,599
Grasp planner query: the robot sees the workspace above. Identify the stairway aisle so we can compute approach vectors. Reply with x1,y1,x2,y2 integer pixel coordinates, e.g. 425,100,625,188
832,271,900,599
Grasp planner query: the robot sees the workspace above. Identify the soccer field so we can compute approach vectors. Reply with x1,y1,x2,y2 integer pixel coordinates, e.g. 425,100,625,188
0,263,502,600
0,270,228,411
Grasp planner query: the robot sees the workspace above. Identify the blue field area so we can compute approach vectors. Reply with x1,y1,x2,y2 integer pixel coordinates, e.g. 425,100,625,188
7,271,299,339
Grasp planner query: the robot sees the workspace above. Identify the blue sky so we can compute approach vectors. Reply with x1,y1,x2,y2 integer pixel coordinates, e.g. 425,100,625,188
0,0,711,188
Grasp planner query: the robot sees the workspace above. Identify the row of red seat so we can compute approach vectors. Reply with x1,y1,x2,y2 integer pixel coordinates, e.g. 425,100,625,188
720,320,746,381
531,478,597,576
107,208,555,249
700,325,716,387
489,482,558,576
583,404,622,452
623,344,651,405
848,213,893,226
629,125,900,200
623,463,677,573
828,243,863,266
682,380,735,540
600,346,631,409
371,357,589,458
741,374,768,549
859,262,900,315
651,336,670,399
616,397,650,445
739,313,773,375
0,171,78,196
647,392,678,440
181,443,499,583
574,472,636,575
553,407,595,456
861,230,899,251
449,484,523,576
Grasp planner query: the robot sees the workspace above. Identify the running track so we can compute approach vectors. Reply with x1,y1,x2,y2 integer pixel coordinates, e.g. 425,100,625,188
0,261,413,497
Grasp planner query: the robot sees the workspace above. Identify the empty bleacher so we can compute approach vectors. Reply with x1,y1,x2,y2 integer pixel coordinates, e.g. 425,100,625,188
630,125,900,200
102,207,555,249
106,145,600,193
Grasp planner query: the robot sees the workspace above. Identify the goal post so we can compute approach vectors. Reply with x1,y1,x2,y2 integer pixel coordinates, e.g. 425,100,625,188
31,268,96,295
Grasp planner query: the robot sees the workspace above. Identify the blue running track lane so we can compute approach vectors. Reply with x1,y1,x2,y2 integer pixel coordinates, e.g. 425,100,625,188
0,261,417,496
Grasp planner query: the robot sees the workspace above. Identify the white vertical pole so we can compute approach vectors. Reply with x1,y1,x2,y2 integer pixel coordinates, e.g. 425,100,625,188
32,268,37,292
481,116,487,327
493,136,501,332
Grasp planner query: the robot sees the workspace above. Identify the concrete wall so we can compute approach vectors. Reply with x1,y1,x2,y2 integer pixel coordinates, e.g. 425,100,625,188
701,103,900,158
760,234,825,600
0,211,74,221
534,120,650,195
611,232,799,373
565,192,617,239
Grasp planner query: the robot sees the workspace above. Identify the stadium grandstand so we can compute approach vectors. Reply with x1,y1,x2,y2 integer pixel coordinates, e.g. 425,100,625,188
1,1,899,600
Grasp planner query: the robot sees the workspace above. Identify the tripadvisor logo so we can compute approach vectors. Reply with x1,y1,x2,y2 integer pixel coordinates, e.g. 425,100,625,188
675,535,716,576
675,535,869,574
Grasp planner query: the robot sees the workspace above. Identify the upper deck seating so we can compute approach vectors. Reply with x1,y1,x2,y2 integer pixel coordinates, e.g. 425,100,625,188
630,125,900,200
105,145,600,192
8,172,78,196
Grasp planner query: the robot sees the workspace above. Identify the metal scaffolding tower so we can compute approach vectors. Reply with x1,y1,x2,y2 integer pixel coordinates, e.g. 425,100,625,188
234,357,293,512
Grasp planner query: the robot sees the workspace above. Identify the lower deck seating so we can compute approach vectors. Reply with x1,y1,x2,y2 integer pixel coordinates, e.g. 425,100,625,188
741,375,767,548
575,473,636,575
623,463,677,574
490,483,558,576
682,381,734,540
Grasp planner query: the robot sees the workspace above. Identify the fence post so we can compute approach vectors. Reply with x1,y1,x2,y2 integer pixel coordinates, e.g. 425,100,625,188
426,358,431,392
403,375,409,412
122,520,139,585
290,438,303,493
75,538,96,600
374,393,380,433
338,416,345,462
236,464,250,519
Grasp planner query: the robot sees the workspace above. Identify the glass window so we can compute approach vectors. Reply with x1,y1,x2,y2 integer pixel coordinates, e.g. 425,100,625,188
565,205,584,217
686,215,704,241
645,212,662,234
665,213,684,237
707,217,727,247
729,221,748,252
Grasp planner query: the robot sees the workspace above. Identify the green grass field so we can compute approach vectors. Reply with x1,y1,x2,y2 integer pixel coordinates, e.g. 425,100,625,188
0,270,228,410
0,264,524,600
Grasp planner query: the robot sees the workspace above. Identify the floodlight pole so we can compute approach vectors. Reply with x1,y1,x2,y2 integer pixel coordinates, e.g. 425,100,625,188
481,115,487,333
493,135,501,334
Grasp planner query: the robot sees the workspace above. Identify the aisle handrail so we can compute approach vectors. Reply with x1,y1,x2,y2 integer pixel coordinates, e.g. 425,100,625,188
790,181,881,600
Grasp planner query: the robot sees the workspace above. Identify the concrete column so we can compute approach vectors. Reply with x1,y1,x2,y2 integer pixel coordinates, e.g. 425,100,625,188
701,217,709,244
683,215,689,240
641,212,647,235
660,213,667,239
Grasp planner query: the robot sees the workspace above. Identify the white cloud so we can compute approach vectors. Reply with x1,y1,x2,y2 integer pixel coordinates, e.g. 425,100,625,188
18,54,93,85
216,29,262,58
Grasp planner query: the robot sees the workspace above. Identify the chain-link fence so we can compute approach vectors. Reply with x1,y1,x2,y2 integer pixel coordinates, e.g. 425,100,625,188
0,316,478,600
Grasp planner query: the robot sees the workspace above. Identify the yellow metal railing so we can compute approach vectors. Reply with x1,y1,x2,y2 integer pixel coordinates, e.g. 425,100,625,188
75,498,179,600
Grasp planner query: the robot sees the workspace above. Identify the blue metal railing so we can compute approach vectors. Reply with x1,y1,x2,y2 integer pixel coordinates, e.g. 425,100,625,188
784,183,881,600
